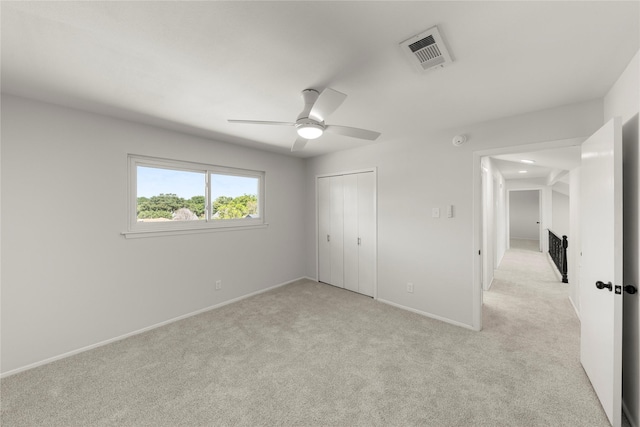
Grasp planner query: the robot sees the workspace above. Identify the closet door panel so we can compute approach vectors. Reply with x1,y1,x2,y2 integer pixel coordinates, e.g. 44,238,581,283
357,172,376,297
343,174,359,293
317,177,332,284
330,175,345,288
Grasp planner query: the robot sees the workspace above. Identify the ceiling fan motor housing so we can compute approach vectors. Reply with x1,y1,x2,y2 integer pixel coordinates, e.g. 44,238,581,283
298,89,320,121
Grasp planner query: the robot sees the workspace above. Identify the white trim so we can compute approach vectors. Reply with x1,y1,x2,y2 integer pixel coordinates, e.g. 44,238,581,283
122,223,269,239
0,277,308,378
316,168,377,179
546,252,564,282
472,151,483,330
569,296,581,321
377,298,476,331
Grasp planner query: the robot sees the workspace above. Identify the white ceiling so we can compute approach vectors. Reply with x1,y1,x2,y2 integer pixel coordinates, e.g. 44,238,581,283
1,1,638,158
491,145,582,182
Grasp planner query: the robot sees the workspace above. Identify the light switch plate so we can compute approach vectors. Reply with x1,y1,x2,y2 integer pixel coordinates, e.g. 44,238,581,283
432,208,440,218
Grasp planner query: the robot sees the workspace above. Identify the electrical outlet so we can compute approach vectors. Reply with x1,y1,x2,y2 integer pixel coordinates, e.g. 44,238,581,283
215,280,222,290
407,282,414,293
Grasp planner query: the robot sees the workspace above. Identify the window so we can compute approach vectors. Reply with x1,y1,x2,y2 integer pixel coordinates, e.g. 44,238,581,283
125,155,265,238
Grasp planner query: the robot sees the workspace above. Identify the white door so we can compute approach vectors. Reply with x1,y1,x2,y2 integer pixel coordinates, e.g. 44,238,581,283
343,174,359,293
318,175,344,287
318,177,332,284
330,175,345,288
580,116,623,427
357,172,375,297
318,172,376,296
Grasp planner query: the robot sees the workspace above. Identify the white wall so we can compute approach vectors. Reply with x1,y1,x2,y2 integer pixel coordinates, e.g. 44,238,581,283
481,158,507,291
552,190,570,238
569,168,581,315
0,94,308,375
509,190,540,241
494,170,507,269
304,99,603,329
604,50,640,427
481,157,495,290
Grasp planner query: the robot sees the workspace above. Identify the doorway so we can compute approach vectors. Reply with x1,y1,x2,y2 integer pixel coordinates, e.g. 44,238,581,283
508,189,541,252
472,138,583,330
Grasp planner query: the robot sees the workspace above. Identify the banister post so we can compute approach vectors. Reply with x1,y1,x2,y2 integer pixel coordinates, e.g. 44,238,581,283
561,235,568,283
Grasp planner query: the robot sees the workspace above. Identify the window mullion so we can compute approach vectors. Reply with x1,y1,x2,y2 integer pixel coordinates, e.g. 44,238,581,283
205,172,210,221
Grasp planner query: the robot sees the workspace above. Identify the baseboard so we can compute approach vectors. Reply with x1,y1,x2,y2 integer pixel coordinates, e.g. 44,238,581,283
377,298,476,331
487,275,495,291
623,399,638,427
569,296,580,321
1,277,309,379
545,253,565,282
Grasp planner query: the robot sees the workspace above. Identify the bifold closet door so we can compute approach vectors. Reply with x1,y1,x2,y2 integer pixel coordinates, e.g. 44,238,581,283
318,172,374,296
357,172,375,297
344,172,375,297
343,174,359,293
318,175,344,288
318,177,331,284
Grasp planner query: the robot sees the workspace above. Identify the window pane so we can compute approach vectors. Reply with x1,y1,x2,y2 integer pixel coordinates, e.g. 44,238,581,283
137,166,205,222
210,174,260,220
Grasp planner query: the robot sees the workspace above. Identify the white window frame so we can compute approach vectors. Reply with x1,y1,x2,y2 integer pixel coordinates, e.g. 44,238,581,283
123,155,266,239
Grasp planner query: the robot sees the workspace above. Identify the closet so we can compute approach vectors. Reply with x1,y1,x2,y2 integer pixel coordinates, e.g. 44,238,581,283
318,171,375,297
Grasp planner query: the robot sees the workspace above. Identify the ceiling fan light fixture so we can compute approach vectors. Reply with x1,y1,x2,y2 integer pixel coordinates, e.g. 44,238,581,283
296,123,324,140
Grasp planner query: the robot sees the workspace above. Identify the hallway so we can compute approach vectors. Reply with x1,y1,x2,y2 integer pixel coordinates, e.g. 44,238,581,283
482,241,630,426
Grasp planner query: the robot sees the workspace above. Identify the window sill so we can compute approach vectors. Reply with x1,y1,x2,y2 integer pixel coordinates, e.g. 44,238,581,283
121,223,269,239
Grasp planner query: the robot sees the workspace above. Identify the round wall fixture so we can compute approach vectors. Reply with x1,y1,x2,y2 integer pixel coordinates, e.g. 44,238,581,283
452,134,467,146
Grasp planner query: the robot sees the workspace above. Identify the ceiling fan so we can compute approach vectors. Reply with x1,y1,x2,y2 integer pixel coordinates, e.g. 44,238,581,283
228,88,381,152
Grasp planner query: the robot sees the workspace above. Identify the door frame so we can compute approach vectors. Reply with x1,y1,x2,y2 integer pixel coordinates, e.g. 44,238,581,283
315,167,378,299
472,138,585,330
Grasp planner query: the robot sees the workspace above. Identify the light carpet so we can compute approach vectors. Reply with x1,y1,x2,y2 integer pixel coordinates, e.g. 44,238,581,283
1,249,615,426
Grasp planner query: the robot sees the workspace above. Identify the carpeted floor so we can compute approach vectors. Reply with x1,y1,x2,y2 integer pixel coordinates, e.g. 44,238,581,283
1,247,617,426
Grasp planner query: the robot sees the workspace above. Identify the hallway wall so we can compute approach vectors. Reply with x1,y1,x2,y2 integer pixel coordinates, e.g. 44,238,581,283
552,190,570,238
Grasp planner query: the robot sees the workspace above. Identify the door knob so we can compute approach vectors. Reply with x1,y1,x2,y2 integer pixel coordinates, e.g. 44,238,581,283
596,281,613,291
624,285,638,294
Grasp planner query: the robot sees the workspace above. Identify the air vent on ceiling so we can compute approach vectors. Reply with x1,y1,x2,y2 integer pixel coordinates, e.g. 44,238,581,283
400,25,453,72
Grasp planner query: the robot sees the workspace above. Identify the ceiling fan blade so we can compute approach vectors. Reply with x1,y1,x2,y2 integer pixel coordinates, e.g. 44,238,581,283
309,88,347,122
325,125,381,141
228,119,295,126
291,137,308,152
